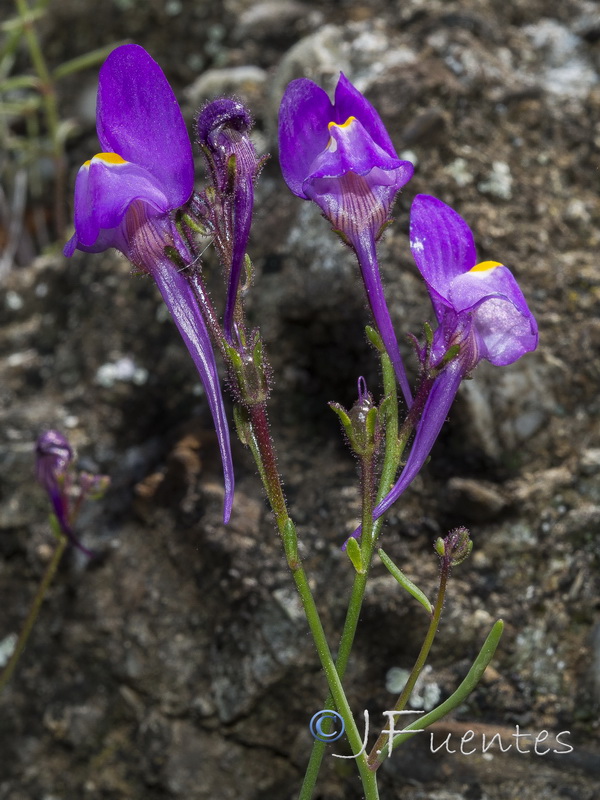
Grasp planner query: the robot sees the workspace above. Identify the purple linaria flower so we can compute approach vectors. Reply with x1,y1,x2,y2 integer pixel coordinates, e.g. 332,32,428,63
371,194,538,522
197,99,260,342
63,44,234,522
35,430,92,555
278,74,414,404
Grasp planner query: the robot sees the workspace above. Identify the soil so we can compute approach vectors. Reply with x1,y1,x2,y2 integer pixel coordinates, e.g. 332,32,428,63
1,1,599,799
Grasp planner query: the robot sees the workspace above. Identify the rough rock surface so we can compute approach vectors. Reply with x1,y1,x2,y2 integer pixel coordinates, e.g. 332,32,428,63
1,1,599,799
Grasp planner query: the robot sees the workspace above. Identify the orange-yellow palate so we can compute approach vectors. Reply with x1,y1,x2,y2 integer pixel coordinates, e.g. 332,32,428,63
470,260,502,272
328,116,357,131
83,152,128,167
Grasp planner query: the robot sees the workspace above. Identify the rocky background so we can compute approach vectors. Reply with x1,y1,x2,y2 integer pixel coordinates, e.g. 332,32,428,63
1,0,599,798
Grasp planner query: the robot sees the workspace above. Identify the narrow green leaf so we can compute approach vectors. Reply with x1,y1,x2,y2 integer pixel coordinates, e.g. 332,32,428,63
329,402,352,439
379,548,433,615
381,620,505,759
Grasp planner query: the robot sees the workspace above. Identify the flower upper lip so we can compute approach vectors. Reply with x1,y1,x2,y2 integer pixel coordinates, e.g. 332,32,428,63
95,44,193,211
65,43,194,257
279,72,408,199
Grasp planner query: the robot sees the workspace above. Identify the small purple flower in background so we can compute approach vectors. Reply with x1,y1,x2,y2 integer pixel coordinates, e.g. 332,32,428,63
196,99,261,342
36,431,109,556
278,74,414,405
63,44,234,523
371,194,538,522
35,430,73,496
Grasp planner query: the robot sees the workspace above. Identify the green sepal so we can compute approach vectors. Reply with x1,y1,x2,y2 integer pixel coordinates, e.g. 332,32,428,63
346,536,364,574
365,325,385,353
282,518,299,568
227,334,269,406
438,344,461,369
331,227,351,247
434,537,445,557
365,406,378,443
424,321,434,347
452,539,473,566
252,336,264,371
233,404,252,446
224,342,244,372
163,246,187,271
380,620,504,760
375,219,394,240
379,548,433,615
181,212,210,237
329,402,353,439
243,253,254,288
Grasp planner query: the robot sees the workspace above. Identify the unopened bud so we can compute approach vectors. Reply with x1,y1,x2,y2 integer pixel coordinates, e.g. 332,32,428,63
436,526,473,566
331,377,379,457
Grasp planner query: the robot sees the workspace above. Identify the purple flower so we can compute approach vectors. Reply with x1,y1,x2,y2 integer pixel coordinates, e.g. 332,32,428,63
371,194,538,522
196,99,260,342
35,430,94,555
63,44,234,522
278,74,414,405
36,430,73,495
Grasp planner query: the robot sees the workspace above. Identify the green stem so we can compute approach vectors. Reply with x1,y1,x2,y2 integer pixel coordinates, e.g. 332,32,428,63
298,346,400,800
292,565,379,800
241,400,378,798
0,533,67,693
367,558,450,769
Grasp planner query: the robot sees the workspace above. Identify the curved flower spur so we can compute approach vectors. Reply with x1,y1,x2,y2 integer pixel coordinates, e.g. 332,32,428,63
63,44,234,523
278,73,414,406
370,194,539,523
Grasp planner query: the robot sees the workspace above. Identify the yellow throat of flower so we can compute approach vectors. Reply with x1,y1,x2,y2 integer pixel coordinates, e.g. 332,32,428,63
83,152,127,167
470,260,502,272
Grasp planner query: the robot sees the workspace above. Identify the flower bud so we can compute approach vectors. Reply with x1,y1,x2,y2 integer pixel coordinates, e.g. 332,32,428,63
435,526,473,567
196,98,262,341
330,377,379,458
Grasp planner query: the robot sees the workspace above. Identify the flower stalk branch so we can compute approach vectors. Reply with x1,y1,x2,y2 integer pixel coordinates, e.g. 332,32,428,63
0,532,67,694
